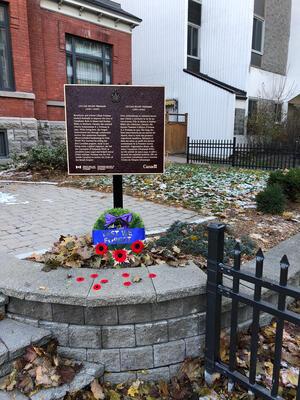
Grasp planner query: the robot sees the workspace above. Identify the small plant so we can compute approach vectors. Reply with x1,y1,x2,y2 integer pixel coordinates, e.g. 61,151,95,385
256,184,286,214
268,168,300,202
20,144,67,171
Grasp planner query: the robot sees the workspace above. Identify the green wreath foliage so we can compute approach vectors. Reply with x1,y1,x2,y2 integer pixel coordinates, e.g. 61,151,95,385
93,208,145,230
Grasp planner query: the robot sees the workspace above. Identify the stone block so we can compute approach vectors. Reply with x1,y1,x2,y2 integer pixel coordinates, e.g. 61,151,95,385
0,342,8,365
0,389,27,399
118,303,152,324
52,304,84,325
0,295,8,306
21,141,38,152
39,321,69,346
27,130,38,141
102,325,135,349
21,119,38,129
68,325,101,349
135,321,168,346
120,346,153,371
69,362,104,393
7,298,52,321
57,346,87,362
198,312,206,334
0,118,21,129
137,367,170,382
168,315,199,340
7,141,21,153
87,349,120,372
183,295,206,314
0,362,12,379
185,335,204,358
153,340,185,367
103,371,137,384
6,314,39,327
151,299,185,321
13,129,29,141
85,306,118,326
169,363,183,378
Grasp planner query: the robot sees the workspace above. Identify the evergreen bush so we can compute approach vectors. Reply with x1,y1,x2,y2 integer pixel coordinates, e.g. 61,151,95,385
268,168,300,202
22,144,67,171
256,184,286,214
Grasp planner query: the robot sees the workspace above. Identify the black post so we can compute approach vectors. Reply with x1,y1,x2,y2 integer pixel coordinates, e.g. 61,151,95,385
232,137,236,167
113,175,123,208
186,136,190,164
205,223,225,384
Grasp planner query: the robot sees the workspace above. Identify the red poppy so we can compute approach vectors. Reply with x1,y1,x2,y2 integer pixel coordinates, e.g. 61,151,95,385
93,283,102,291
100,279,109,284
112,249,127,263
90,273,99,279
95,243,108,256
131,240,144,254
76,277,85,283
122,272,130,278
148,273,157,279
123,281,132,287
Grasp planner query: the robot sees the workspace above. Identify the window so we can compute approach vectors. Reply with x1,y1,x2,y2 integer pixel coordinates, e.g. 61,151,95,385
0,2,14,91
248,99,258,119
252,16,264,54
66,35,112,84
0,131,8,157
187,0,201,73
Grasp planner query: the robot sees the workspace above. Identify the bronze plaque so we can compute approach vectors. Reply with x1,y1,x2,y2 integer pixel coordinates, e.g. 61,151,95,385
64,85,165,175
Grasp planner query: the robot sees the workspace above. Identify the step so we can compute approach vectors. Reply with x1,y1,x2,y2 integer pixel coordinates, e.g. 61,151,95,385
0,361,104,400
0,319,52,378
0,295,8,320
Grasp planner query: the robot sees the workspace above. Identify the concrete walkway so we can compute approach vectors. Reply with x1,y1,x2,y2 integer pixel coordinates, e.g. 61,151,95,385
0,182,207,255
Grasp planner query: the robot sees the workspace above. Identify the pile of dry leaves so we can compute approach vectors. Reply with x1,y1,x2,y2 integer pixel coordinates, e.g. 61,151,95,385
28,234,189,271
0,341,81,396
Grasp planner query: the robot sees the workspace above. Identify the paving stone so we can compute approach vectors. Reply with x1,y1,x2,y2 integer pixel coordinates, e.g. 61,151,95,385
137,367,170,382
118,303,152,324
0,295,8,306
0,390,27,399
7,298,52,321
168,315,199,340
87,348,120,372
68,325,101,349
153,340,185,367
102,325,135,348
135,321,168,346
39,321,69,346
0,342,8,366
6,314,39,327
57,347,87,362
85,306,118,326
120,347,153,370
69,362,104,392
52,304,84,324
0,319,51,360
103,371,137,384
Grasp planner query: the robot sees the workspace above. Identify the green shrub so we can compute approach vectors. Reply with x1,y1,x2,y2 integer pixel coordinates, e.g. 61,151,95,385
93,208,144,230
268,168,300,202
22,144,67,171
256,184,286,214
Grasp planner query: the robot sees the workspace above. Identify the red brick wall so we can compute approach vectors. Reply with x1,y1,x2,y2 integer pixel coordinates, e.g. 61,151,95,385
27,0,132,121
1,0,133,121
0,0,34,117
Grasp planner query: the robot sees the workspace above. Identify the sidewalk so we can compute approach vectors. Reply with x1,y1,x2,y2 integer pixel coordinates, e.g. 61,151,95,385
0,182,209,255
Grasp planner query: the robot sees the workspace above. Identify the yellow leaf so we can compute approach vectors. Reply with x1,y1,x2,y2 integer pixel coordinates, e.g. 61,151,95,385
127,386,139,397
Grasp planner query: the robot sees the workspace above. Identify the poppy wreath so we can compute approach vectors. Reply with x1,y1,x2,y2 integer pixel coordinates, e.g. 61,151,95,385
93,208,146,266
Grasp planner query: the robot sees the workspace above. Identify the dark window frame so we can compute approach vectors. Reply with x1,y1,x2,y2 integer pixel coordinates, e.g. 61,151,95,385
248,99,258,119
0,130,9,158
65,34,112,85
252,15,265,55
0,1,15,91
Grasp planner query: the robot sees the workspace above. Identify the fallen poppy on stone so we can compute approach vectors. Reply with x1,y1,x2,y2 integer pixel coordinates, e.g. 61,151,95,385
90,273,99,279
93,284,102,291
122,272,130,278
100,279,108,284
123,281,132,287
76,277,85,283
95,243,108,256
113,249,127,263
148,273,157,279
131,240,144,254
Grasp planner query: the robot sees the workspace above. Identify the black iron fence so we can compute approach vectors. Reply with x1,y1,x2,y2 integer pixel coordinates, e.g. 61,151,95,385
187,137,300,170
205,224,300,399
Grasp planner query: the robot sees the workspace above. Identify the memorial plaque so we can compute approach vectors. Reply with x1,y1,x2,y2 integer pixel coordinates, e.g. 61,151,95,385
64,85,165,175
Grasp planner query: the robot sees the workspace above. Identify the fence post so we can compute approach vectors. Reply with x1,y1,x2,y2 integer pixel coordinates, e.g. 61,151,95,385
232,137,236,167
186,136,190,164
205,223,225,384
293,141,298,168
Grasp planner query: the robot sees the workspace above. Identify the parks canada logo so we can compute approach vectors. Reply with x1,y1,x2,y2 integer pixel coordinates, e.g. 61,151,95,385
111,89,121,103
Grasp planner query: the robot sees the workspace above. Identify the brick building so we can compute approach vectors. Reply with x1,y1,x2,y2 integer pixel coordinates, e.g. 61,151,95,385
0,0,141,158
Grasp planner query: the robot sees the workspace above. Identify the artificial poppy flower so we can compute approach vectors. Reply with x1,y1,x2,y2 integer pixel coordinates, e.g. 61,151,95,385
93,283,102,291
95,243,108,256
148,273,157,279
123,281,132,287
112,249,127,263
122,272,130,278
76,277,85,283
90,273,99,279
131,240,144,254
100,279,109,284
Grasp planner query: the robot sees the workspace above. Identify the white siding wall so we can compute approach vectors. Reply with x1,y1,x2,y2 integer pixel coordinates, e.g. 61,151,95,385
200,0,254,90
121,0,236,140
286,0,300,100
